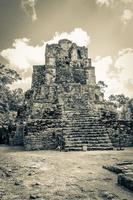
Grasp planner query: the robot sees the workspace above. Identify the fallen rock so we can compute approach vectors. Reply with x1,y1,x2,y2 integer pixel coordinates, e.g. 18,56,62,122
35,182,41,186
118,173,133,191
30,194,37,199
101,191,120,200
31,181,41,187
14,179,23,186
0,166,12,177
103,161,133,192
102,177,112,182
30,193,42,199
103,165,123,174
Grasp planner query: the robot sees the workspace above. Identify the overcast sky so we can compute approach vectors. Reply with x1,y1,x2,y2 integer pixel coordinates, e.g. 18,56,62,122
0,0,133,98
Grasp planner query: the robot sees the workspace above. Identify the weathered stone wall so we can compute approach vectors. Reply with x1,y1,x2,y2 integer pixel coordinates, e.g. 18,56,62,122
13,123,24,145
86,67,96,85
0,127,8,144
100,109,133,147
32,65,45,89
24,119,64,150
45,39,96,86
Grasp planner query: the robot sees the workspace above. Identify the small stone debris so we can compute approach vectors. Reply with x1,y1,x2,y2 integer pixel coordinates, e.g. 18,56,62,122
28,172,32,176
0,166,12,177
0,189,6,199
102,177,112,182
31,181,41,187
103,165,123,174
30,193,42,199
101,191,120,200
14,179,23,186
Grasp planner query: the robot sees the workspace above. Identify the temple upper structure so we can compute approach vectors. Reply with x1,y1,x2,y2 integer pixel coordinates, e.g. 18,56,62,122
31,39,102,105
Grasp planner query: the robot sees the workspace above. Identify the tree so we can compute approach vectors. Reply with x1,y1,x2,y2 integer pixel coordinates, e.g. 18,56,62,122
109,94,129,108
8,88,24,111
97,81,108,93
109,94,130,119
0,64,22,126
0,64,21,86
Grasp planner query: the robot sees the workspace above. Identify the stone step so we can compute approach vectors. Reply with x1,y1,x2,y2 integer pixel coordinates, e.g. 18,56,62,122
71,117,100,119
65,140,112,145
65,140,112,144
66,116,100,122
65,132,111,138
65,123,103,127
65,140,111,145
64,134,109,138
64,138,110,142
65,146,113,151
64,126,106,129
65,121,103,126
63,126,106,131
64,127,105,130
65,146,83,151
65,142,113,147
65,137,111,142
63,129,106,135
64,112,98,115
66,141,112,147
63,130,108,136
63,130,107,135
64,133,109,137
65,139,110,143
66,119,101,122
66,114,99,117
62,112,113,151
66,119,100,122
67,114,99,116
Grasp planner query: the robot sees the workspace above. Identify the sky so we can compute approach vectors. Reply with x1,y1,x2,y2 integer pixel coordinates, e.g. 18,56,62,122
0,0,133,98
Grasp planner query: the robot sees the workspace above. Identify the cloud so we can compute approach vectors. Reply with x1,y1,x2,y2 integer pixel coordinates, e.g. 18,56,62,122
96,0,133,6
1,28,90,91
118,48,133,56
10,77,32,92
94,50,133,98
96,0,133,26
1,38,45,77
21,0,38,21
93,56,114,98
47,28,90,47
115,49,133,95
96,0,114,7
121,0,133,4
1,28,89,73
94,56,113,82
120,9,133,24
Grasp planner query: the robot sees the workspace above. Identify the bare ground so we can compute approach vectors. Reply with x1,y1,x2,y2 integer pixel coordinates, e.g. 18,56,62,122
0,145,133,200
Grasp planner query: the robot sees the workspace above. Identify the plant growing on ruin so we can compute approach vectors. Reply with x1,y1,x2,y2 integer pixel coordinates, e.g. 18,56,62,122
97,81,108,93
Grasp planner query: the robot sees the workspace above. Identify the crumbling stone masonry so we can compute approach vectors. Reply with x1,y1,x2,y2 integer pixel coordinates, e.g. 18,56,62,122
19,39,114,150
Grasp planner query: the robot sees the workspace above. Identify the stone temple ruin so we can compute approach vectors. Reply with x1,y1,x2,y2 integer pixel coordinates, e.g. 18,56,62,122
13,39,115,151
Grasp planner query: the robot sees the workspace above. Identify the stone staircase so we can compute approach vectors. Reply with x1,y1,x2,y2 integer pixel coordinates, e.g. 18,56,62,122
63,110,113,151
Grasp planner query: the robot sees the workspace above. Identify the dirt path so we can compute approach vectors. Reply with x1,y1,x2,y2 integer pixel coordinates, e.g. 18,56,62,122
0,145,133,200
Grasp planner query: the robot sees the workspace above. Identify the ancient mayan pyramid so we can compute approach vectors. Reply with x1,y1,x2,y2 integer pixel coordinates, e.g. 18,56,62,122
20,39,113,151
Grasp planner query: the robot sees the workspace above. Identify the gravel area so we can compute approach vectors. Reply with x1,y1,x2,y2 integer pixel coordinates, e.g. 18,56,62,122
0,145,133,200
